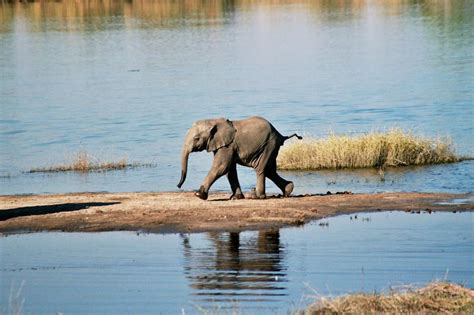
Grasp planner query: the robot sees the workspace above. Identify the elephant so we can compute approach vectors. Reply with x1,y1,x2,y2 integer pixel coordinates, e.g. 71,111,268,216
177,116,302,200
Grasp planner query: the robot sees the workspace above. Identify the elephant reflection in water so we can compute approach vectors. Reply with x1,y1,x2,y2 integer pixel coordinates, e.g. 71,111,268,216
181,230,287,297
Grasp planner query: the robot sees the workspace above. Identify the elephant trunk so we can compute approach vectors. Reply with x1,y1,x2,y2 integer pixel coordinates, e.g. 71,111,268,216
177,149,190,188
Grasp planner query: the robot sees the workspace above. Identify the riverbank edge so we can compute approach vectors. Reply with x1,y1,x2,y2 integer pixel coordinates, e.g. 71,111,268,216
0,191,473,234
299,281,474,314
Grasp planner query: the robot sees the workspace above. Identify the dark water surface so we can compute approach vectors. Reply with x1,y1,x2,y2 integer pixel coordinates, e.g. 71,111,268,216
1,0,473,195
1,212,472,313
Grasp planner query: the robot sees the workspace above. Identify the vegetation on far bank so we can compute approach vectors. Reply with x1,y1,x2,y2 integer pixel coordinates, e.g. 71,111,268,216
26,130,470,173
278,129,467,170
300,282,474,314
28,150,153,173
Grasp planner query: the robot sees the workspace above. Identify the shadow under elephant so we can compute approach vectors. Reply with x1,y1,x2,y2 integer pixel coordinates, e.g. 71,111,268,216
0,202,120,221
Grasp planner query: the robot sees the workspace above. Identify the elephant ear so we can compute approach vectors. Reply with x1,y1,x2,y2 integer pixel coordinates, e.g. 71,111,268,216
207,119,236,152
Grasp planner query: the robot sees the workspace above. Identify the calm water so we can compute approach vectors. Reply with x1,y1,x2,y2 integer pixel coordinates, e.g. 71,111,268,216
1,3,473,314
1,0,473,195
1,212,472,313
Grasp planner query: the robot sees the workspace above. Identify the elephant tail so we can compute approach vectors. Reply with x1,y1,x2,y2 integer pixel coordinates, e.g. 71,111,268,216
283,133,303,142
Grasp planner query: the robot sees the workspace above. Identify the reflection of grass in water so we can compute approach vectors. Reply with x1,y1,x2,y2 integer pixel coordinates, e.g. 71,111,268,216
278,129,467,170
5,281,25,315
28,150,153,173
301,282,474,314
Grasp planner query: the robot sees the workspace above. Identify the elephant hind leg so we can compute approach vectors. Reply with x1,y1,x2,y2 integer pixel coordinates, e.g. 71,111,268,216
265,160,294,197
267,172,293,197
256,172,266,199
248,172,266,199
283,181,294,197
227,163,244,200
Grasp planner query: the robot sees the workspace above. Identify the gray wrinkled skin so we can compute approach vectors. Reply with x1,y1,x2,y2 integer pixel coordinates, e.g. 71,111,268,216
178,116,301,200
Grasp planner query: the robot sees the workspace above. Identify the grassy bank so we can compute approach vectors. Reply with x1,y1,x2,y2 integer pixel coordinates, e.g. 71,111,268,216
300,282,474,314
278,130,464,170
28,151,151,173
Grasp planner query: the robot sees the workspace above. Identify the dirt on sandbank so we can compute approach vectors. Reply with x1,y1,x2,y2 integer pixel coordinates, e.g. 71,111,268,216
0,191,472,234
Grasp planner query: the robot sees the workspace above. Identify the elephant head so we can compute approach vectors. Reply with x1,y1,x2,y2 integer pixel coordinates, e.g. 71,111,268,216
177,119,236,188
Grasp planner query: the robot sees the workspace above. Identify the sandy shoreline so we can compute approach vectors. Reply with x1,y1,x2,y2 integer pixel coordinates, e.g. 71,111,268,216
0,191,472,234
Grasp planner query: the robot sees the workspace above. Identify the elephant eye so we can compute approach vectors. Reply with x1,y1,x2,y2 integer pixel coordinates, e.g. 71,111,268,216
193,136,200,142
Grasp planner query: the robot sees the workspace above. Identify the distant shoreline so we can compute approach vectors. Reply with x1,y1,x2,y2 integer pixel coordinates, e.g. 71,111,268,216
0,191,472,234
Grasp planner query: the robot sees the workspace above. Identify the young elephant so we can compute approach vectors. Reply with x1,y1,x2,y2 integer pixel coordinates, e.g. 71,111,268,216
177,116,302,200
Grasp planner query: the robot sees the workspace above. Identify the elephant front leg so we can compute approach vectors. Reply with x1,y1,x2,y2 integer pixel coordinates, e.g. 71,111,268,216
196,148,233,200
227,164,244,200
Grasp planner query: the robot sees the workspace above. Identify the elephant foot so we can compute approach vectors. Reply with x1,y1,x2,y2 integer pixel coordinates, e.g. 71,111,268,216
230,193,245,200
249,189,266,199
284,182,294,197
249,195,266,200
195,186,208,200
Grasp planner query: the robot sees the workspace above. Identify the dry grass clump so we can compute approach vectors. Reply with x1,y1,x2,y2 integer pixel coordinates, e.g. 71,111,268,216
29,150,145,173
302,282,474,314
278,129,462,170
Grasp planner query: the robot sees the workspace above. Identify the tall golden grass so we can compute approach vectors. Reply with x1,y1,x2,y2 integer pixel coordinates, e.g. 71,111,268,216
29,150,147,173
301,282,474,314
278,130,463,170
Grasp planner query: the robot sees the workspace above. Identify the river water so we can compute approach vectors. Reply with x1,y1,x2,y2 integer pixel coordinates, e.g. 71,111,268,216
1,0,473,195
1,1,473,313
1,212,472,313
